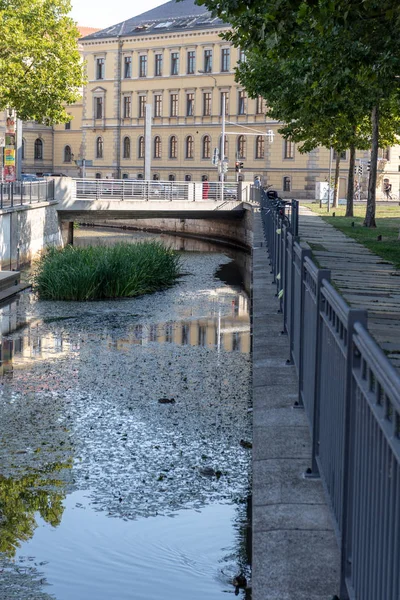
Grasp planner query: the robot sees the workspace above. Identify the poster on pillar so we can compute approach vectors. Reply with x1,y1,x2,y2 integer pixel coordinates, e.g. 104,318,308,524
5,114,16,181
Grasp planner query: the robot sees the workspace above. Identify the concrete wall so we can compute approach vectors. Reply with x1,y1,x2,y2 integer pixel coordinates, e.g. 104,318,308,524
0,203,62,270
78,204,254,249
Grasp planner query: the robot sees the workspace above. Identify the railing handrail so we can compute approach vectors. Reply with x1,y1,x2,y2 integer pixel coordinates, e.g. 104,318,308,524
260,189,400,600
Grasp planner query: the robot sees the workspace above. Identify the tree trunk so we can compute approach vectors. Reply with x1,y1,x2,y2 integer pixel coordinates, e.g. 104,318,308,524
332,154,340,208
364,105,379,227
346,144,356,217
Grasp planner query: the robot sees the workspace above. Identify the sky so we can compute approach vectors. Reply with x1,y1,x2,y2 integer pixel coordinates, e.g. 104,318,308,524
69,0,166,28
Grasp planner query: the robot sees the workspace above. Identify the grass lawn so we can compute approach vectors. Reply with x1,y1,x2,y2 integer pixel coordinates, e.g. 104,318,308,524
302,202,400,269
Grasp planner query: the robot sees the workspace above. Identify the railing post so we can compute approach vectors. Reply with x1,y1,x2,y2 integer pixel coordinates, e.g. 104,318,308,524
302,268,331,474
339,309,367,599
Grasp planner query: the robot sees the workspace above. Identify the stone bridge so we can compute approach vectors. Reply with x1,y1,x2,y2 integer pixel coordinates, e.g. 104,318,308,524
54,178,257,248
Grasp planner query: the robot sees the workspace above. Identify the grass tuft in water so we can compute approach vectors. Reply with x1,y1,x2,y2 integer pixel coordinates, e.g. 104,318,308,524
33,242,181,301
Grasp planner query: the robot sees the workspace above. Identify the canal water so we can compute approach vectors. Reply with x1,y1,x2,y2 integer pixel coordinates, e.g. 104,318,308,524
0,228,252,600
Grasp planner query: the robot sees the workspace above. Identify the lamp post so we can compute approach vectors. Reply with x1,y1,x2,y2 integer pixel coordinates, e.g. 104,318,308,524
197,70,227,201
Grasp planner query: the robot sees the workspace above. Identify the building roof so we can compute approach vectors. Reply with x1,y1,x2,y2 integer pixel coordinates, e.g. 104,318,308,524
80,0,227,41
77,26,101,38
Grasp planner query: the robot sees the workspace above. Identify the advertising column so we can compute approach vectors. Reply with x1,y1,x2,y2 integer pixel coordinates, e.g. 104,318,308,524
4,114,16,182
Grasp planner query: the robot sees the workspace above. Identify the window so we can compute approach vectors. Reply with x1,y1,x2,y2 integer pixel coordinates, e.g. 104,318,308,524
256,135,265,159
221,48,230,72
153,174,160,181
256,96,264,114
124,56,132,78
155,53,163,76
238,90,246,115
34,138,43,160
139,55,147,77
65,121,71,130
187,50,195,74
379,147,390,161
202,135,211,159
95,97,103,119
64,145,72,162
186,136,194,159
96,57,104,80
139,96,146,118
122,173,129,179
186,93,194,116
96,137,103,159
168,174,176,181
170,94,178,117
138,136,144,158
204,49,212,73
237,135,246,159
154,136,161,158
283,177,291,192
333,150,346,160
123,137,130,159
185,174,192,181
123,96,131,118
239,49,246,63
171,52,179,75
169,136,177,159
203,92,211,116
95,172,102,179
154,94,162,117
220,92,229,115
284,139,294,159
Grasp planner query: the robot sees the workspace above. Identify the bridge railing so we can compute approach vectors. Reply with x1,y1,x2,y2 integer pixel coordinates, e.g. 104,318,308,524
74,179,239,202
0,179,54,209
260,188,400,600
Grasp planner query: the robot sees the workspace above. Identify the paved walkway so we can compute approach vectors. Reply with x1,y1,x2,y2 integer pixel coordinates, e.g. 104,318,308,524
299,206,400,371
252,209,340,600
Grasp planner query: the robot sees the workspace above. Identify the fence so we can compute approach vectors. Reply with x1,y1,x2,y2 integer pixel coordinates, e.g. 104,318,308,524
0,179,55,209
260,188,400,600
74,178,239,202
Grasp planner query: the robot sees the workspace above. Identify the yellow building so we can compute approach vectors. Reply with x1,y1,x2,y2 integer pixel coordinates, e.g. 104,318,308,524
18,1,400,199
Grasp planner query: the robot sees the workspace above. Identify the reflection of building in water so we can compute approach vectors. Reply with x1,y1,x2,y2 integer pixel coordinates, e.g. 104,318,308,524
0,288,250,376
110,291,250,353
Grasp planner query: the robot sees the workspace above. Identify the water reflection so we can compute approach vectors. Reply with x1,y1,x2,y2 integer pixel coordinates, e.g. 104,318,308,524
0,239,252,599
0,463,70,558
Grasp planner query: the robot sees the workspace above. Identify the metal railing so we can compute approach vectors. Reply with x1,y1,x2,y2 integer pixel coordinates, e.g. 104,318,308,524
0,179,54,209
74,179,239,202
260,188,400,600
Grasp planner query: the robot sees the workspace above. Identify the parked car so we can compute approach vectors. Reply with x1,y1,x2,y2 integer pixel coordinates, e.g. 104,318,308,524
20,174,43,182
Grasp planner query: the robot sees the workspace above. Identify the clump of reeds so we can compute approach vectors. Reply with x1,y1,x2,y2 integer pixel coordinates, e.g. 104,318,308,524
33,241,181,301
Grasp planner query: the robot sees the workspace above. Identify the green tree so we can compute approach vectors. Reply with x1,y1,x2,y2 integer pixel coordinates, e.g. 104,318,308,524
0,0,84,124
198,0,400,226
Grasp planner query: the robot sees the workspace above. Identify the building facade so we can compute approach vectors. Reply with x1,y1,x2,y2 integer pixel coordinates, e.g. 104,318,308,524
16,0,400,199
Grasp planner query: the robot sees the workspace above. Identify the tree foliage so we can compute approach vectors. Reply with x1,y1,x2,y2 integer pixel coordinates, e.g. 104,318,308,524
0,0,84,124
197,0,400,225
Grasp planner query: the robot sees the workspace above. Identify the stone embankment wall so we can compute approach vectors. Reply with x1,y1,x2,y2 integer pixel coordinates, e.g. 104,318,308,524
0,202,62,270
82,207,254,249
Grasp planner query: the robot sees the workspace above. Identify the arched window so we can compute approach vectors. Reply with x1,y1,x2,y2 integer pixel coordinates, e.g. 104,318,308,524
186,135,194,159
168,174,176,181
138,136,144,159
95,172,102,179
21,138,25,160
169,136,177,159
185,174,192,181
255,136,264,159
34,138,43,160
64,145,72,163
96,137,103,159
283,176,291,192
202,135,211,159
123,136,130,159
237,135,246,159
154,136,161,158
